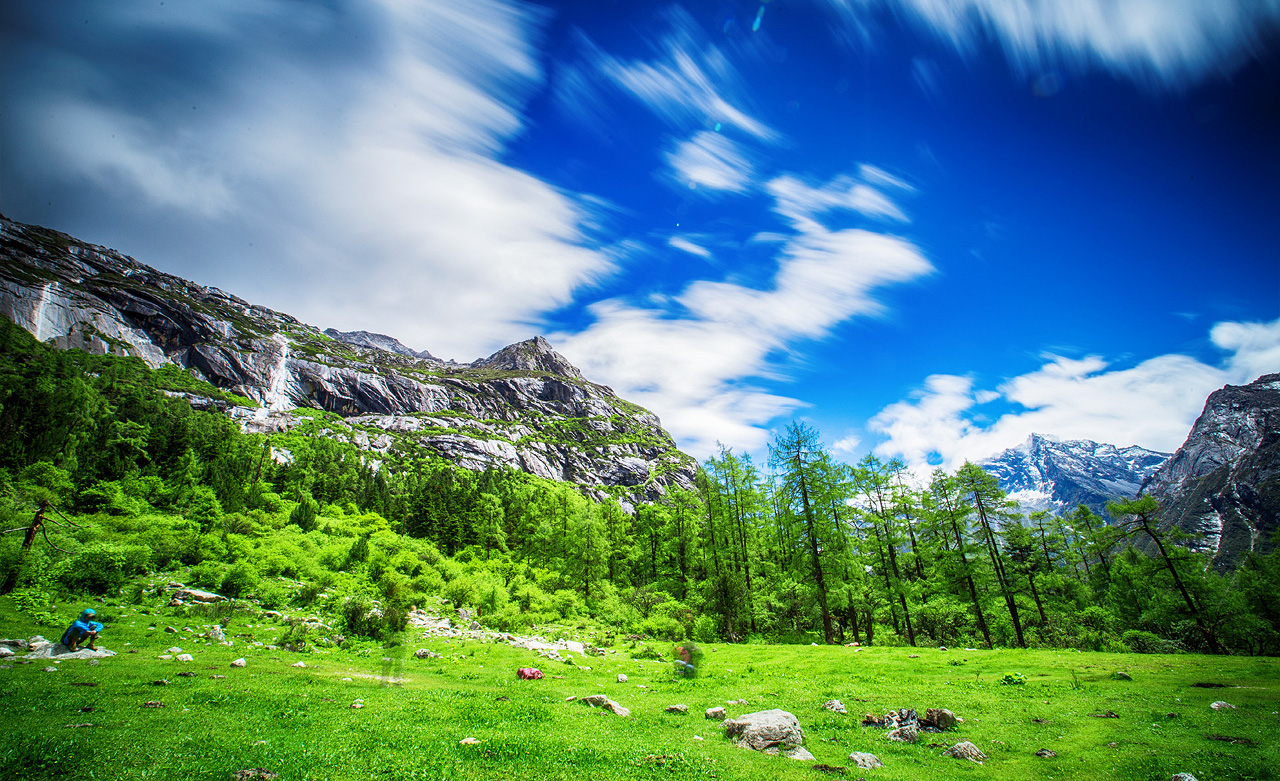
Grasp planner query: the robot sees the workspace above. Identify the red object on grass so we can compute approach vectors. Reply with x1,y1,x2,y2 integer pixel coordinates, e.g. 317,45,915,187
517,667,543,680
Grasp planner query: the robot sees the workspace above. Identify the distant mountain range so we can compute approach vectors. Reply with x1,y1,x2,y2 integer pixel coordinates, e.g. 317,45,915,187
980,434,1170,517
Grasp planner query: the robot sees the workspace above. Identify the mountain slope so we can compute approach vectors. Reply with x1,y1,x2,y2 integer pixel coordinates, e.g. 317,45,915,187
980,433,1170,516
0,214,695,505
1142,373,1280,571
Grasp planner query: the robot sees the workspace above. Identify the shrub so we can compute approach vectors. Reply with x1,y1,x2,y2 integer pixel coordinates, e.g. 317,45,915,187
1122,629,1185,654
55,542,151,594
219,562,260,598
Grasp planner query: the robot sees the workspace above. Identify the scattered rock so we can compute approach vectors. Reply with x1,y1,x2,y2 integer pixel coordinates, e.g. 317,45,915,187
723,709,806,754
211,675,227,679
1210,701,1236,710
172,588,227,604
692,735,703,741
705,706,727,721
176,654,194,662
727,698,749,706
459,737,481,745
1170,774,1200,781
158,655,173,661
351,699,365,709
292,661,307,668
178,671,197,677
1112,671,1133,681
206,625,226,642
164,626,178,634
165,647,183,654
922,708,957,731
909,654,920,658
822,699,847,715
813,763,847,774
1091,710,1120,718
778,746,814,760
579,694,609,707
230,658,247,668
848,751,883,769
232,769,277,780
140,701,165,708
1205,734,1256,746
887,726,919,743
1036,749,1058,758
87,659,100,666
414,648,442,659
43,666,58,673
942,741,987,763
617,673,628,683
152,679,170,686
603,700,631,718
65,723,93,728
666,704,689,714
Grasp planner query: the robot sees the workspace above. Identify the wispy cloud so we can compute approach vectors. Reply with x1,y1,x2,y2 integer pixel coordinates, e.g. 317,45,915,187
556,7,776,140
664,131,755,193
668,236,714,259
555,170,931,458
1,0,611,360
870,316,1280,471
824,0,1280,87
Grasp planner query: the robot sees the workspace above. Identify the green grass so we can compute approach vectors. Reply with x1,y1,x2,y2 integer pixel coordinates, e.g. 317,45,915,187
3,597,1277,781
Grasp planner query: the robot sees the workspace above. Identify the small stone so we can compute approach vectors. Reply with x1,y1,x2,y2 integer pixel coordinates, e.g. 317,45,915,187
692,735,704,741
140,701,165,708
1210,701,1236,710
158,655,173,661
1036,749,1058,757
166,646,183,654
1112,671,1133,681
43,666,58,673
924,708,958,730
579,694,609,707
292,661,307,668
784,746,815,761
230,658,247,668
460,737,481,745
1170,774,1199,781
415,649,442,660
164,626,178,633
232,769,278,781
822,699,847,715
617,673,628,683
727,698,749,705
909,654,920,658
351,699,365,709
176,654,194,662
565,696,577,702
887,726,919,743
666,704,689,714
942,741,987,763
87,659,100,666
705,706,727,721
848,752,883,769
65,722,93,728
178,671,197,677
152,679,170,686
603,699,631,718
211,674,226,679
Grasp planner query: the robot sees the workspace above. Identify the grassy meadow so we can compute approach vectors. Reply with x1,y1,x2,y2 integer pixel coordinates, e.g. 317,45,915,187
4,597,1278,781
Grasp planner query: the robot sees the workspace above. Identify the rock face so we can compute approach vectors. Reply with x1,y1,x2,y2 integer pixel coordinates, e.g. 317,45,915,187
981,433,1169,517
1142,374,1280,571
0,215,696,505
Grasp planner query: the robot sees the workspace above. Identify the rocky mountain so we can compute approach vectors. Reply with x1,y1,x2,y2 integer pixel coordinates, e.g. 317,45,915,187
1142,374,1280,571
0,214,696,506
980,433,1170,517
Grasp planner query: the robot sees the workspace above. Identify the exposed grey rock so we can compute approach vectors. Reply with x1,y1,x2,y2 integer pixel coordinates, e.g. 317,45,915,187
922,708,957,731
1210,701,1236,709
705,706,727,720
171,588,226,604
942,741,987,763
887,726,919,742
0,215,698,506
821,699,847,715
617,673,628,683
230,658,247,668
206,625,225,642
414,648,442,659
1170,774,1199,781
25,640,116,660
1036,749,1058,757
665,704,688,714
723,709,805,753
1144,374,1280,571
579,694,609,707
848,752,883,769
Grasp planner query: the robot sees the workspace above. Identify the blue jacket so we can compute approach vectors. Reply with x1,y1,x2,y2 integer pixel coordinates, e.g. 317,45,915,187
61,619,103,646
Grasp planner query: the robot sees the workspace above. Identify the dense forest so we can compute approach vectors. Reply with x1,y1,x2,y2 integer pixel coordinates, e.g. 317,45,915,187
2,318,1278,655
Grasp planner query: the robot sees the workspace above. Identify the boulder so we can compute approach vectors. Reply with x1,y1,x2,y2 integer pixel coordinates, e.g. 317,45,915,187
848,752,883,769
887,726,919,743
723,709,805,753
942,741,987,763
922,708,957,731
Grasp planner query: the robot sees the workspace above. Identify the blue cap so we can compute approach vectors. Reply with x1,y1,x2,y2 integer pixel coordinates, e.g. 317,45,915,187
80,608,96,618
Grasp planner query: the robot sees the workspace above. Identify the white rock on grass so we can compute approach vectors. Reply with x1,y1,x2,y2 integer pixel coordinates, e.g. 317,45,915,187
822,699,847,715
723,709,808,759
165,647,182,654
292,661,307,668
705,706,727,721
942,741,987,763
848,752,883,769
176,654,194,662
617,673,628,683
231,658,247,668
1210,701,1236,710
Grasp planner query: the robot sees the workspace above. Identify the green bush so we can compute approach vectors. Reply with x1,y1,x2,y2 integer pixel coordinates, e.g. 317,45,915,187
219,562,260,598
1122,629,1185,654
54,542,152,594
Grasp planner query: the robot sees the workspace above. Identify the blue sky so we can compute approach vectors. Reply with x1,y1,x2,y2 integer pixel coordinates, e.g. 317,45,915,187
2,0,1278,467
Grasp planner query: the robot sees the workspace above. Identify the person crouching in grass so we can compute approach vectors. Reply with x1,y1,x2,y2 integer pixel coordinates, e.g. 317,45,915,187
61,608,104,651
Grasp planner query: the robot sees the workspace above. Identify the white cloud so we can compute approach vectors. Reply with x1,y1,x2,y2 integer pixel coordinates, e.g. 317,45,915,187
555,172,931,458
824,0,1280,87
664,131,755,193
767,173,909,233
4,0,612,360
870,316,1280,471
668,236,713,259
560,8,776,140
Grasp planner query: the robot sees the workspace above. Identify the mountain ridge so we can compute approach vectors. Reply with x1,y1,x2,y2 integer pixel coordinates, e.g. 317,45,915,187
0,214,696,506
